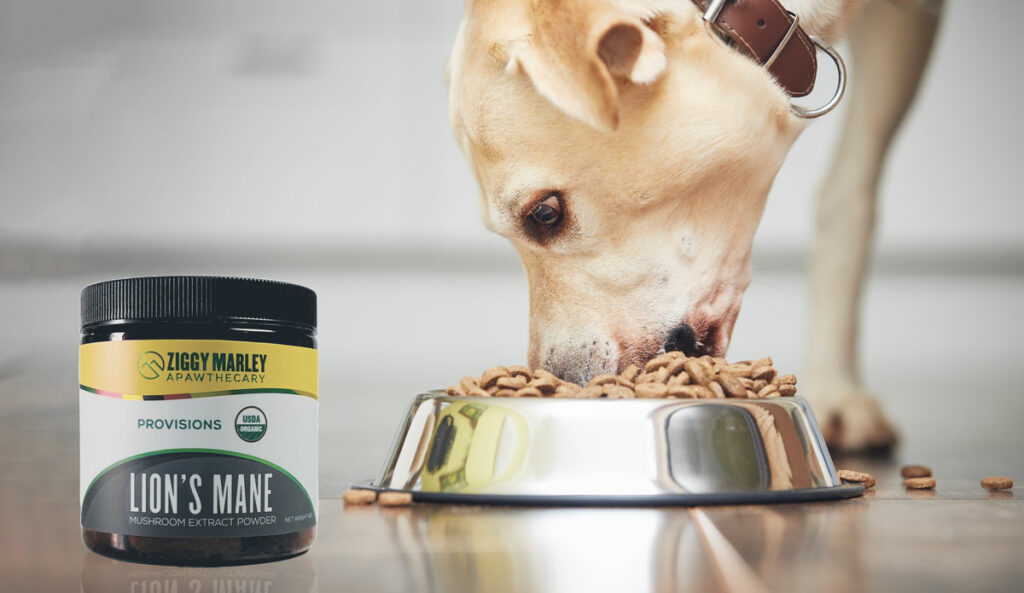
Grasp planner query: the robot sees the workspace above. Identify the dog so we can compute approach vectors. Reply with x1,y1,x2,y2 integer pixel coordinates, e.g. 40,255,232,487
446,0,942,451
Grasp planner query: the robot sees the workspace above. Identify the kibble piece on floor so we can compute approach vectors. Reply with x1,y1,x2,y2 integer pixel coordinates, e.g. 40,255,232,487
905,477,936,489
900,464,932,478
838,469,876,488
343,489,377,505
980,476,1013,491
379,491,414,507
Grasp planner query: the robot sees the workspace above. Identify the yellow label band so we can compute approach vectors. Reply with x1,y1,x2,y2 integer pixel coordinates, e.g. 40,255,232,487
80,340,318,399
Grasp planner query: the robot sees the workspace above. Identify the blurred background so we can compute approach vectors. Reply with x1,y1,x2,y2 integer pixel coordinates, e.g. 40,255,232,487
1,0,1023,499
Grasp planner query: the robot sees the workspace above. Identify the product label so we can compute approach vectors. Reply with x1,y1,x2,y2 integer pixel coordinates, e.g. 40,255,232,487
80,339,318,538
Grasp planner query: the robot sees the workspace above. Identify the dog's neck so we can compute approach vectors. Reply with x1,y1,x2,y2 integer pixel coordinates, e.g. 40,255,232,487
765,0,863,41
663,0,863,41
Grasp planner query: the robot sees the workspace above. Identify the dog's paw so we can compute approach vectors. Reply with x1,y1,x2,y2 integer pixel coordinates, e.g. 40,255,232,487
807,386,898,454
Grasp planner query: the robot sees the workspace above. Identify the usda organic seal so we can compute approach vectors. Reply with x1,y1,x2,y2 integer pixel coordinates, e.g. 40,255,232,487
235,406,268,442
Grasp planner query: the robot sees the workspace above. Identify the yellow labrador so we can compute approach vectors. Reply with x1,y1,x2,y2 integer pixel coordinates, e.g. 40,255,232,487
447,0,942,451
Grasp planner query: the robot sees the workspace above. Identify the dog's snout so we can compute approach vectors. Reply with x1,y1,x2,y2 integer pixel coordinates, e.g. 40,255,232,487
664,323,699,357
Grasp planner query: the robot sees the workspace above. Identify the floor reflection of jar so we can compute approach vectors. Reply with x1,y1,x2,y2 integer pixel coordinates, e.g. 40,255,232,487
79,544,318,593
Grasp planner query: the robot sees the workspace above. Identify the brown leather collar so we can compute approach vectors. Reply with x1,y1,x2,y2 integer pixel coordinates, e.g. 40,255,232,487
691,0,817,97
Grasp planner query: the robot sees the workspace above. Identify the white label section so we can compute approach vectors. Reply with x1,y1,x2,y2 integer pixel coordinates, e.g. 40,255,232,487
80,391,318,514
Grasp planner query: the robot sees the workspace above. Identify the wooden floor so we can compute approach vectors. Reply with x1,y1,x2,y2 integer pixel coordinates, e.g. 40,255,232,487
7,461,1024,593
4,378,1022,593
2,274,1023,592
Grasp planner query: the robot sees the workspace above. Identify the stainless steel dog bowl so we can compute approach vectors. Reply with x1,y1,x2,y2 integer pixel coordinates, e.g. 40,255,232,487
358,392,862,505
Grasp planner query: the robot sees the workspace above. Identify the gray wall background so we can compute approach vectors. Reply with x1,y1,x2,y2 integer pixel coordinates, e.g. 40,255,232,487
1,0,1021,273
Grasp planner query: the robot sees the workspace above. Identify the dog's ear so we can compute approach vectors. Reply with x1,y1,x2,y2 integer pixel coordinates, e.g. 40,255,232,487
509,0,667,132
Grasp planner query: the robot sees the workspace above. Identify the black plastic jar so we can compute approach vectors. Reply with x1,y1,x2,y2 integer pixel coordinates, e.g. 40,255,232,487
80,276,318,566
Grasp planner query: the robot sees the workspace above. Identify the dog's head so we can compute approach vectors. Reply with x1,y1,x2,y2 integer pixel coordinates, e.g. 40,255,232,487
448,0,806,384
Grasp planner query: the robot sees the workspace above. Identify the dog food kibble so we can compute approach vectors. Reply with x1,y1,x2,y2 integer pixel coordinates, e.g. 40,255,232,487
446,352,798,400
838,469,876,489
905,477,936,489
980,476,1013,491
901,465,932,478
378,491,414,507
343,489,378,505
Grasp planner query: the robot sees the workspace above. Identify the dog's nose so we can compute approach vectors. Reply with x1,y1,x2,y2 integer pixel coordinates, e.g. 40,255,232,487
664,323,699,357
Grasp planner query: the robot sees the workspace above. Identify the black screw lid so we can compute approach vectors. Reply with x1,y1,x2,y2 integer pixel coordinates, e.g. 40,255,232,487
81,276,317,330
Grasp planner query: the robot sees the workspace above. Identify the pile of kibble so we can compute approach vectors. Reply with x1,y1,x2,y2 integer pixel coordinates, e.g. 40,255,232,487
445,352,797,399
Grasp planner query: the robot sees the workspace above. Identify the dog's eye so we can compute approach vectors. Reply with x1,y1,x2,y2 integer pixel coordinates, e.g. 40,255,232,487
520,191,568,246
530,194,562,225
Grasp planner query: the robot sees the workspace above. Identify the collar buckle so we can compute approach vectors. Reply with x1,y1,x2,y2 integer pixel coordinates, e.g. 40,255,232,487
701,0,846,119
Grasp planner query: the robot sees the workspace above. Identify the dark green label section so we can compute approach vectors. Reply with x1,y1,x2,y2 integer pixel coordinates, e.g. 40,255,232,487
82,451,315,538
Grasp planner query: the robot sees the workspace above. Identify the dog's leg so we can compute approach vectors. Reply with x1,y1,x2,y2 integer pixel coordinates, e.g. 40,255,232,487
806,0,943,451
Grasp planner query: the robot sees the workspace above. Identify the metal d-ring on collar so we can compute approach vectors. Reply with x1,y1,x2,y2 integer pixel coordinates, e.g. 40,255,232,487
792,36,846,118
702,0,847,119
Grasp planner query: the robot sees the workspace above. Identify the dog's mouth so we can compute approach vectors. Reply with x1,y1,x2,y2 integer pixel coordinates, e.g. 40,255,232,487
656,309,738,363
690,320,729,358
613,317,732,375
663,320,725,358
